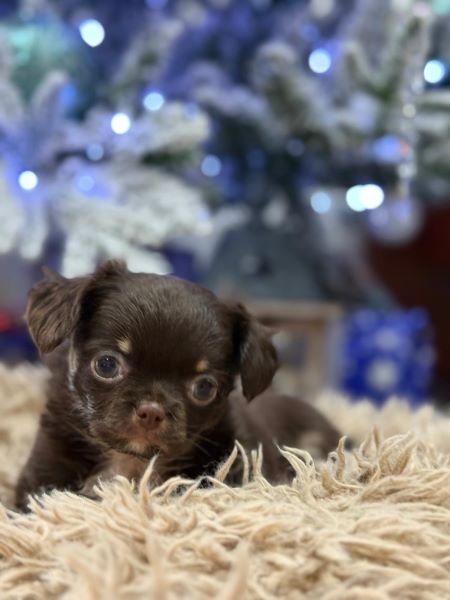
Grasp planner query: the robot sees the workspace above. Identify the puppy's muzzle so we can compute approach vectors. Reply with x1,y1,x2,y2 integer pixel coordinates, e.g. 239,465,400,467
133,402,166,432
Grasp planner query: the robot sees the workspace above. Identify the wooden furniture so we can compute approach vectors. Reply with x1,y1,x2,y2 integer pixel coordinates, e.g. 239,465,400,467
247,300,343,398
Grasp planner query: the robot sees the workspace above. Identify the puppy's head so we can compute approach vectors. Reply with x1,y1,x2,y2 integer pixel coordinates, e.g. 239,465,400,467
26,261,278,458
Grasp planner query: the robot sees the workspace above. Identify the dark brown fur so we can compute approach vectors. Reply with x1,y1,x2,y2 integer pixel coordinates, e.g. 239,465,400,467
16,261,340,511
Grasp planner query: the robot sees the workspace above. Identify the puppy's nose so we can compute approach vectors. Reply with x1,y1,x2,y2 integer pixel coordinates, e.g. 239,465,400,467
135,402,165,430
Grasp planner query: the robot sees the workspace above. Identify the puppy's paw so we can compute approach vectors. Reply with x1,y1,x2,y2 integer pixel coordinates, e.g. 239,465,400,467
78,474,102,500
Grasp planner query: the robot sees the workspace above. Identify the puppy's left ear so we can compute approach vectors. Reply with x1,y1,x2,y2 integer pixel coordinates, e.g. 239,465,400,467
229,303,278,401
26,260,128,355
26,269,88,355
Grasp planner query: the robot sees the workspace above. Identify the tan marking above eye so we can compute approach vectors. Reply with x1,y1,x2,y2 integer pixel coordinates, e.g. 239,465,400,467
195,358,209,373
117,338,132,354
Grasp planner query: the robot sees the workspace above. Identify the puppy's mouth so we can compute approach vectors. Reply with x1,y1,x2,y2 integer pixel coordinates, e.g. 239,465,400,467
89,421,186,460
120,426,188,459
123,435,170,458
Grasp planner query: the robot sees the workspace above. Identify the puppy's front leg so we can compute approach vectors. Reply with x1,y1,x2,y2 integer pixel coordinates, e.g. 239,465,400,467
79,451,149,499
15,421,96,511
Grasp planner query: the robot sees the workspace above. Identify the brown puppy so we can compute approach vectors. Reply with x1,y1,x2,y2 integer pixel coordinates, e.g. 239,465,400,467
16,261,340,510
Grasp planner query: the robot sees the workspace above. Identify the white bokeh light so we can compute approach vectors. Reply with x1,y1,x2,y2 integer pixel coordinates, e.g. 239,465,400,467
79,19,105,48
111,113,131,135
18,170,39,191
345,185,365,212
424,59,446,84
308,49,332,74
143,91,165,112
360,184,384,210
346,184,384,212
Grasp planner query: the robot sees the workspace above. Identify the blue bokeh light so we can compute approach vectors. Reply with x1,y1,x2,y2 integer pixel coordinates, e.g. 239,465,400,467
79,19,105,48
372,135,403,162
86,143,104,161
310,191,332,214
76,175,95,193
201,155,222,177
308,48,332,74
143,91,165,112
423,59,446,84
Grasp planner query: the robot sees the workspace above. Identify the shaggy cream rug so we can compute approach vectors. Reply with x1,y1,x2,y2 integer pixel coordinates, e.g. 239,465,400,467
0,364,449,600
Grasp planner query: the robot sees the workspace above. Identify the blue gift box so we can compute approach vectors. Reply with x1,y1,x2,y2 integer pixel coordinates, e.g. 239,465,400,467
339,309,435,405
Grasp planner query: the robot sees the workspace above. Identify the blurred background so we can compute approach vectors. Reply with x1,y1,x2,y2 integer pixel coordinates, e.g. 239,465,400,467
0,0,449,407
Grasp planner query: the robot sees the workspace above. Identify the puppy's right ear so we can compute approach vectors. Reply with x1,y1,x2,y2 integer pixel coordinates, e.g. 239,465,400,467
26,269,88,355
228,302,279,401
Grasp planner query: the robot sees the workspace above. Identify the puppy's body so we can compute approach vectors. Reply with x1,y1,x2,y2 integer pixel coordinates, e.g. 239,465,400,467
16,262,340,510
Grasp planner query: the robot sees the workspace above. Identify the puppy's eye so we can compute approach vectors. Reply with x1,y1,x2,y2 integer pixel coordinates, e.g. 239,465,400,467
190,376,218,406
92,354,123,381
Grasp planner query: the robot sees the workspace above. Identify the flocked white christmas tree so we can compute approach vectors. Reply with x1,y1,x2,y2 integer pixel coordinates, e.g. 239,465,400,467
1,0,450,281
0,6,211,277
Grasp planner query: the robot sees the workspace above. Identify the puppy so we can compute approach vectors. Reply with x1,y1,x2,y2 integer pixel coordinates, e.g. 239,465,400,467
15,261,341,510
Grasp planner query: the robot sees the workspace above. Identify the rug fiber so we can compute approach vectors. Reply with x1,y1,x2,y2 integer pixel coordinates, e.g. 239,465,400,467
0,365,449,599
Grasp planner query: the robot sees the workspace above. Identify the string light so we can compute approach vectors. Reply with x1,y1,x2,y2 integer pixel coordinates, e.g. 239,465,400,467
360,184,384,209
18,170,38,190
86,143,104,161
79,19,105,48
201,155,222,177
346,185,365,212
310,191,332,214
143,91,165,112
372,135,403,162
76,175,95,192
308,48,332,74
111,113,131,135
346,184,384,212
423,59,446,84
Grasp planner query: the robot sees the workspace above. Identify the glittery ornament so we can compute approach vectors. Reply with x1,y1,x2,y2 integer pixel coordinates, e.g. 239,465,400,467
367,194,424,245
